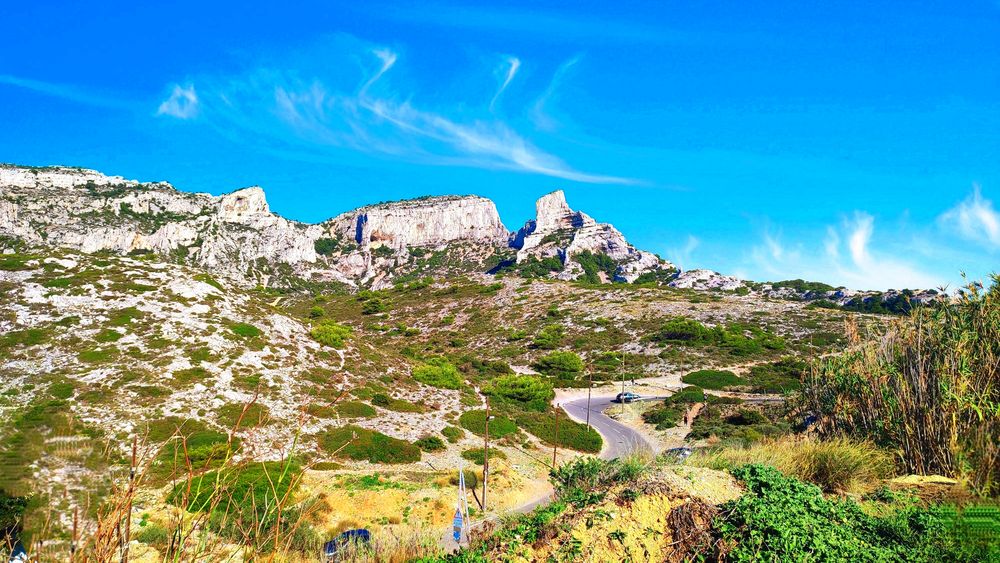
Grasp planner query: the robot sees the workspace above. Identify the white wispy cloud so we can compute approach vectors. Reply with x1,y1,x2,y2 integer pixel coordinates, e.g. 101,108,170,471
177,39,632,184
939,184,1000,249
530,57,579,132
156,84,199,119
667,235,700,269
490,56,520,112
746,213,943,290
0,74,130,109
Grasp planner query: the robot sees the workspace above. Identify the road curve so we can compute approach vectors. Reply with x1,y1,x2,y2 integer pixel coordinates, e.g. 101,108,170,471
561,396,663,459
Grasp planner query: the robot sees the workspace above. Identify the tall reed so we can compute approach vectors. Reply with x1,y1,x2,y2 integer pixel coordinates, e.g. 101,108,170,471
802,276,999,495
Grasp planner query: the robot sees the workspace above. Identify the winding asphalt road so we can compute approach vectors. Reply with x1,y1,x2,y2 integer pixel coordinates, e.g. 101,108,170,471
561,395,665,459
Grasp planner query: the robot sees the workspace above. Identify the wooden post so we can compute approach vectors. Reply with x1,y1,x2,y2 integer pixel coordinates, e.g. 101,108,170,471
552,405,560,468
122,436,136,562
620,352,626,415
482,396,490,512
586,371,592,429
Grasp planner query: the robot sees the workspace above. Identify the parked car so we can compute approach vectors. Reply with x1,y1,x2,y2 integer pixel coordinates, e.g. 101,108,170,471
613,392,641,403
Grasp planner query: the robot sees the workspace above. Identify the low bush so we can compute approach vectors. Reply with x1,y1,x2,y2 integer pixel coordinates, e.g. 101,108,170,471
713,464,991,562
642,404,683,430
458,410,517,439
551,455,648,507
412,358,463,389
336,401,377,418
532,324,565,349
441,426,464,443
484,374,554,411
533,351,584,379
48,382,74,399
318,425,421,464
461,447,507,465
681,369,743,390
415,436,446,452
229,322,262,338
747,357,806,393
217,402,270,430
310,321,351,348
515,411,601,453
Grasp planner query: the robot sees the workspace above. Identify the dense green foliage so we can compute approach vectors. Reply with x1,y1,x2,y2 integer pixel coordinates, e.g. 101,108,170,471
309,321,351,348
533,351,584,379
461,447,507,465
689,404,790,443
415,435,446,452
770,278,837,293
229,322,262,338
505,255,563,278
716,464,995,562
412,358,463,389
514,411,601,453
681,369,743,389
572,250,619,284
747,357,806,392
531,323,565,349
458,410,517,439
318,425,421,464
651,317,785,357
484,374,554,411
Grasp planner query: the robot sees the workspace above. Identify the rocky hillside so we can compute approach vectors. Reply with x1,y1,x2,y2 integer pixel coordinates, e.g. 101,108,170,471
0,165,673,290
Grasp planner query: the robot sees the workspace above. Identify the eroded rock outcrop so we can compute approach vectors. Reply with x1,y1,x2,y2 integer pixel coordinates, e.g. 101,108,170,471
513,190,676,282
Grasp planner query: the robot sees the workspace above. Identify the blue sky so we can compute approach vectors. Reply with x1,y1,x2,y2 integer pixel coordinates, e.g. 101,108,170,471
1,1,997,290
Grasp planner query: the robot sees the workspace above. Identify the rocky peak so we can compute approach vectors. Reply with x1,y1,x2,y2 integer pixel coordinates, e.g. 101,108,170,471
512,190,674,283
217,186,269,222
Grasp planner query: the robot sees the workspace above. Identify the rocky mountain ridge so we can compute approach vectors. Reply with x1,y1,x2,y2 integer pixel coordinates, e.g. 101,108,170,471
0,163,941,308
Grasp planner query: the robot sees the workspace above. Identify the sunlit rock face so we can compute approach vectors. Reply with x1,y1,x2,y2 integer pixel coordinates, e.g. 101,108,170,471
326,195,510,250
512,190,676,282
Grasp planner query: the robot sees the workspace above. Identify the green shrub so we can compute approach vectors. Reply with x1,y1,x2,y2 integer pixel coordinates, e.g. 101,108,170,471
336,401,377,418
713,464,991,562
310,322,351,348
135,523,169,547
95,329,123,342
441,426,464,443
318,425,421,464
551,456,647,507
193,273,224,291
642,404,683,430
516,411,602,453
412,358,463,389
172,366,210,384
459,410,517,438
572,250,619,284
533,351,584,379
78,347,117,363
461,448,507,465
314,238,340,256
371,393,391,407
108,306,143,326
48,382,74,400
682,369,743,389
748,357,806,393
532,324,565,349
0,328,48,350
415,436,446,452
230,322,262,338
484,375,554,411
666,386,705,404
218,402,270,429
361,297,389,315
650,317,785,357
308,306,325,318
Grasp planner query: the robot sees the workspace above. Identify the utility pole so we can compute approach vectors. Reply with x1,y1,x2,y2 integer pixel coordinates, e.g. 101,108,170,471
586,370,593,429
552,404,561,468
482,395,490,513
620,351,627,415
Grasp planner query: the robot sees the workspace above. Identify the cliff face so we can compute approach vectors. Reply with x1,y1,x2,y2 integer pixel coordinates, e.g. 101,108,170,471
325,195,509,250
0,166,513,288
512,190,676,283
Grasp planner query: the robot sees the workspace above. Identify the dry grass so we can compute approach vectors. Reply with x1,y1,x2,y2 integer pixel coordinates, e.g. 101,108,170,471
687,436,894,493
